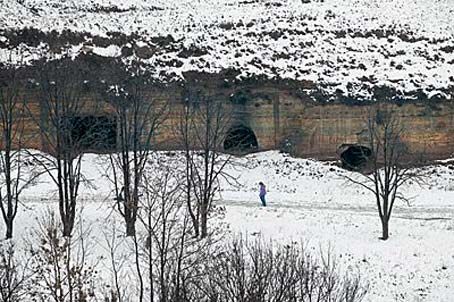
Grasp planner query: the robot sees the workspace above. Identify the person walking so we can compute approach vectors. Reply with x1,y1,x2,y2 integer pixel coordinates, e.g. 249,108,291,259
259,182,267,207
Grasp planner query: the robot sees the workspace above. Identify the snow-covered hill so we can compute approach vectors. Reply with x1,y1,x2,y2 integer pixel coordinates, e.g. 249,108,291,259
0,0,453,100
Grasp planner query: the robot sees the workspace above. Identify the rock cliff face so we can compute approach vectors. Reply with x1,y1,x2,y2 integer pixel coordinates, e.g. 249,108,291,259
143,72,454,161
271,99,454,160
5,59,454,162
156,80,454,160
114,76,454,160
13,85,454,161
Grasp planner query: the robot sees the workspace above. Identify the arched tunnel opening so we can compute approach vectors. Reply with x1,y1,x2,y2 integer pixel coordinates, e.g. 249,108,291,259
224,125,258,152
69,116,117,151
339,145,373,170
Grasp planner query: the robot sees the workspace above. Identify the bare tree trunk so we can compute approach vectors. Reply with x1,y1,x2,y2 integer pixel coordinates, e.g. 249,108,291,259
381,217,389,240
5,217,13,239
132,234,144,302
65,237,74,302
62,220,73,238
200,203,208,239
186,155,198,238
2,149,15,240
126,220,136,237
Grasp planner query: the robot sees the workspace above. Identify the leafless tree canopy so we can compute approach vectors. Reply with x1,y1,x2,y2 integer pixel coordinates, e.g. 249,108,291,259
177,90,237,238
344,107,426,240
28,58,100,237
0,65,39,239
102,64,168,236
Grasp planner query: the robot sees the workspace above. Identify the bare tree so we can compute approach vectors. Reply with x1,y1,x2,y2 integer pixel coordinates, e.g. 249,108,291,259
177,91,235,239
176,99,199,237
0,66,24,240
101,220,129,302
103,67,167,237
343,107,426,240
0,65,39,239
102,156,210,302
104,82,139,237
0,241,34,302
28,209,98,302
28,58,101,237
138,159,204,302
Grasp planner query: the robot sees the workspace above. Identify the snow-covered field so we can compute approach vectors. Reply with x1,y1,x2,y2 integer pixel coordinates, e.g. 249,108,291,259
3,151,454,302
1,0,453,100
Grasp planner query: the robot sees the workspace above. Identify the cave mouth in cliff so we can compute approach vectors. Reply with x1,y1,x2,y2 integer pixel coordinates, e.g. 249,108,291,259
340,145,373,170
224,126,258,152
69,116,117,152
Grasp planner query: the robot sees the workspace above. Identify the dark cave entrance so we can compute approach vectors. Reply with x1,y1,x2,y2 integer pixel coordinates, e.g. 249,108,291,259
340,145,373,170
224,126,258,152
69,116,117,152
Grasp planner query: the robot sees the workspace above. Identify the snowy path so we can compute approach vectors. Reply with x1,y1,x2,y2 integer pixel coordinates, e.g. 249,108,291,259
220,198,454,221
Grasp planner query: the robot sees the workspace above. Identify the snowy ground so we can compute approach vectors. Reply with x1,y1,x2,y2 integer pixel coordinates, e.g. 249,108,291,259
3,151,454,301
